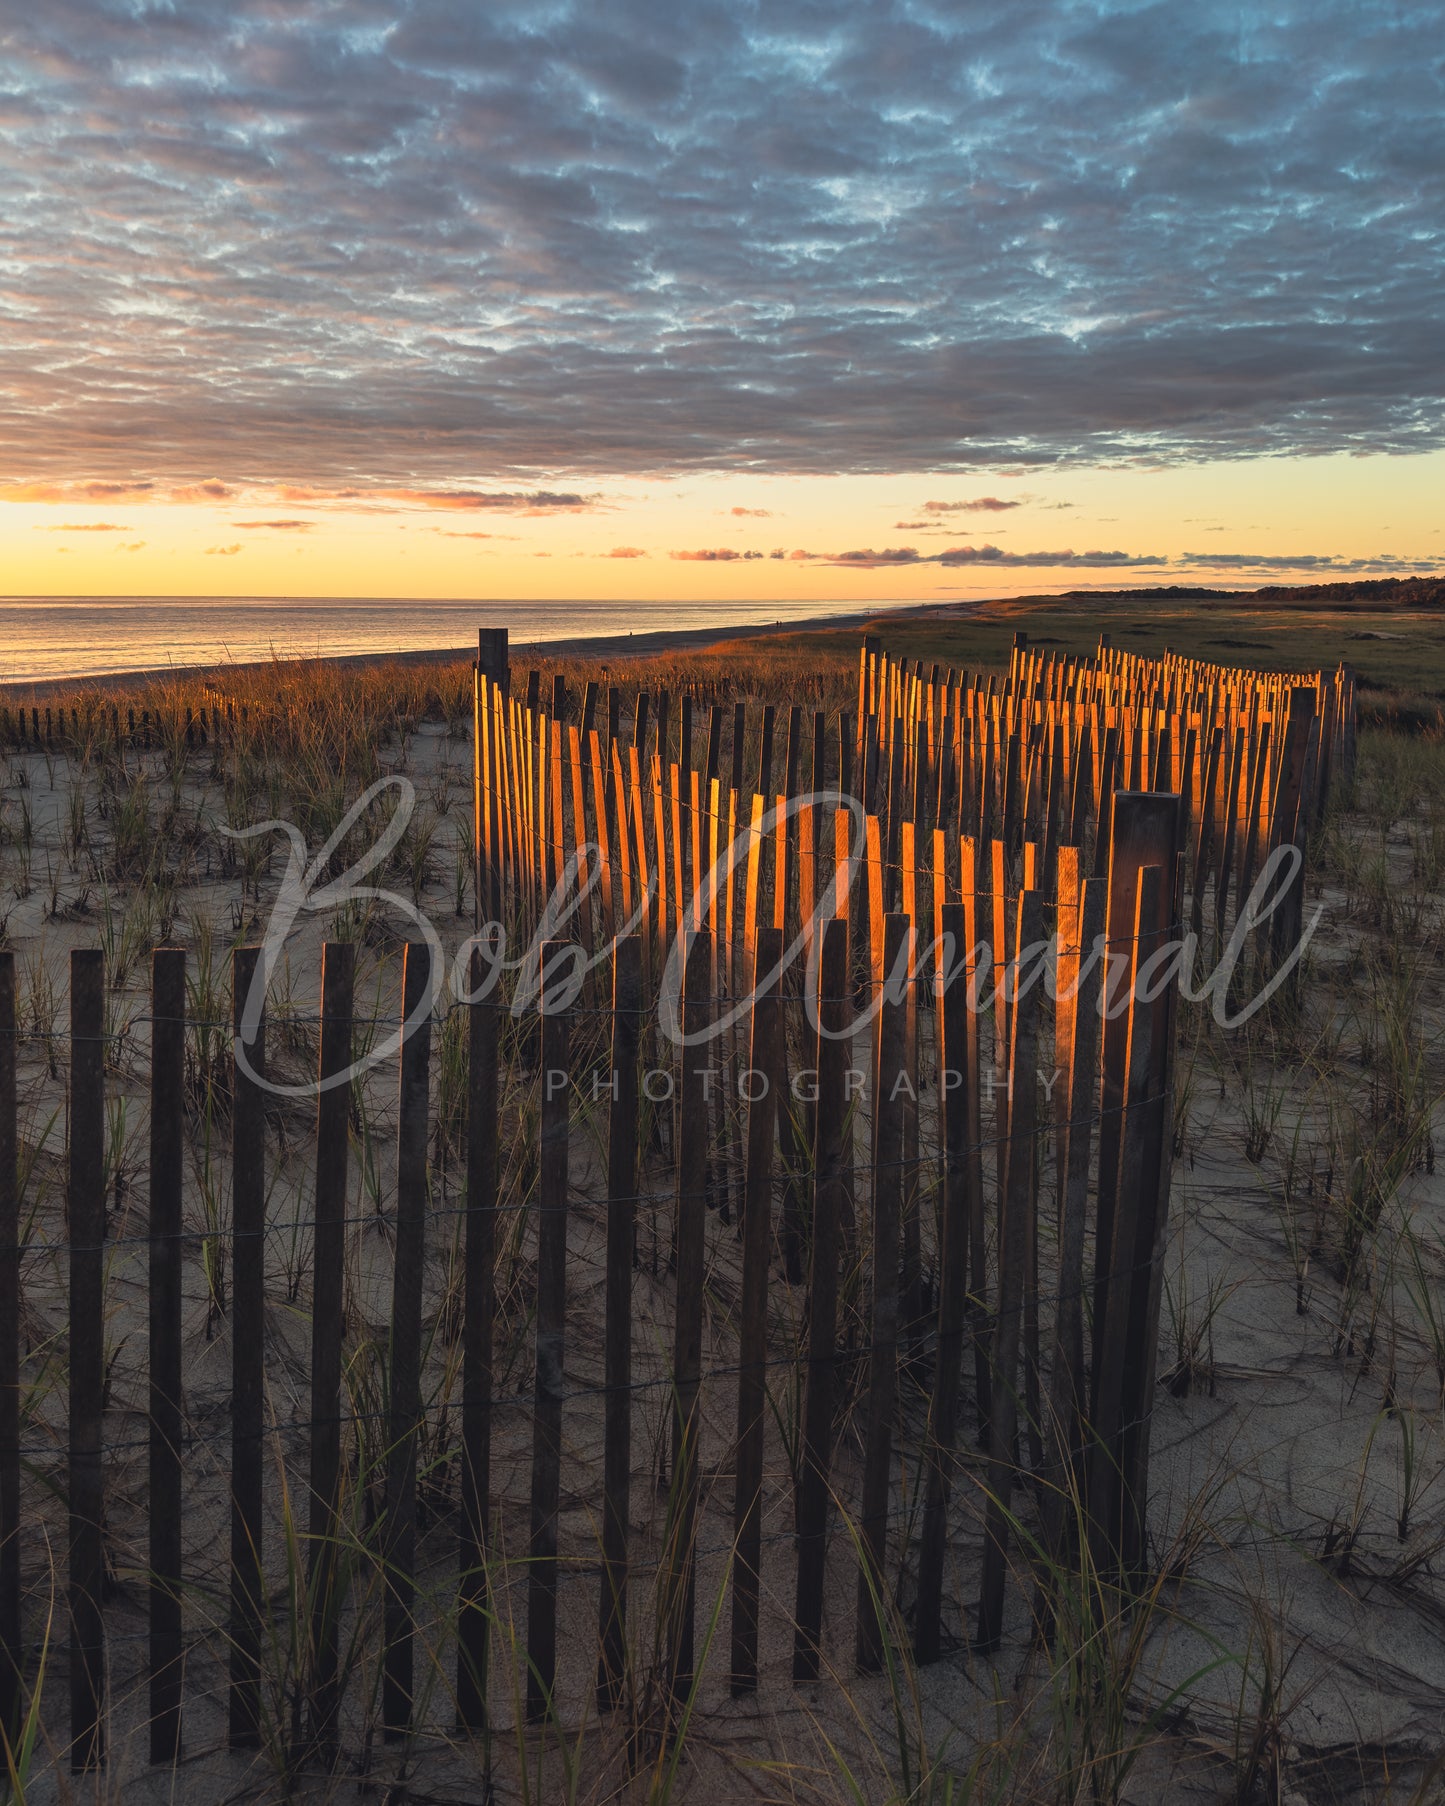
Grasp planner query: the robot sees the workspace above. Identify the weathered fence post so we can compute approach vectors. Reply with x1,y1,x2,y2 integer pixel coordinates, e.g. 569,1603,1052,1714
1088,794,1180,1584
1119,859,1183,1579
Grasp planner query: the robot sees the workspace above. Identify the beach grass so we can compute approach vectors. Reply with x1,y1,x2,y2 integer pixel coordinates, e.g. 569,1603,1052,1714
1,601,1445,1800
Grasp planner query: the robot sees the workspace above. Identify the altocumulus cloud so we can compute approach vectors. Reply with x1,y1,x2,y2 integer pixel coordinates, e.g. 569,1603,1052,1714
375,490,601,513
3,482,155,502
936,545,1166,568
171,480,235,502
0,3,1443,486
922,499,1023,514
1180,551,1441,572
679,541,1425,573
811,544,1166,569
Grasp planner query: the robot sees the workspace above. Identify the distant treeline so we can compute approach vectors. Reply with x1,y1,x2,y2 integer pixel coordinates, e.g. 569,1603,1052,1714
1062,574,1445,609
1252,574,1445,607
1060,585,1231,601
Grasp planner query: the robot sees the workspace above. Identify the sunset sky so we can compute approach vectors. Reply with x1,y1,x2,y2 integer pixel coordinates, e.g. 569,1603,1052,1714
2,2,1442,604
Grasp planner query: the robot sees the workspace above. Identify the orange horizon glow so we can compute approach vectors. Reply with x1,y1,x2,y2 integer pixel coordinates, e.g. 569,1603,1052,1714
3,453,1443,604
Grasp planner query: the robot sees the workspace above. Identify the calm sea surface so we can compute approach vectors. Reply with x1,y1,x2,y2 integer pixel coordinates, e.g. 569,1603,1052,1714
0,595,912,685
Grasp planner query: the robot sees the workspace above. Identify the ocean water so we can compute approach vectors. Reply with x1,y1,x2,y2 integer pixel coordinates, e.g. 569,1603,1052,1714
0,595,906,686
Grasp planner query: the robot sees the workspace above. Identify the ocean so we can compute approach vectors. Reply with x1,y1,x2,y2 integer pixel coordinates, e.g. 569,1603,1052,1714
0,595,908,686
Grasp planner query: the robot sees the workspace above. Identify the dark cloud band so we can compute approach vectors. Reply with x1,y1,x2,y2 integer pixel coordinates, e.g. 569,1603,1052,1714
1,2,1441,484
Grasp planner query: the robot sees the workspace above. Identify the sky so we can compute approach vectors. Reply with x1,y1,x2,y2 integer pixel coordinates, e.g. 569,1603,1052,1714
2,0,1443,603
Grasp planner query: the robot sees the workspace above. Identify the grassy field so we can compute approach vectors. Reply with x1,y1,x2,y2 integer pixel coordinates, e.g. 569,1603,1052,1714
760,588,1445,731
7,578,1445,737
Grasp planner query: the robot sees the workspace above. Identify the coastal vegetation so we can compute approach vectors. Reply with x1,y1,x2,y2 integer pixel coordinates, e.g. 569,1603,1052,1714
0,599,1441,1802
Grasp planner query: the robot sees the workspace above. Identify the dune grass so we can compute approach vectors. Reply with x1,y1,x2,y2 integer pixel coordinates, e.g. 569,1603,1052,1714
2,632,1445,1801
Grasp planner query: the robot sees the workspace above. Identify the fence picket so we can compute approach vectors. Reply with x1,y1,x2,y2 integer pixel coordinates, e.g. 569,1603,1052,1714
148,948,186,1764
526,942,573,1722
457,946,498,1734
306,941,355,1763
856,913,907,1673
664,932,713,1714
228,946,266,1748
598,938,642,1711
730,927,782,1694
68,950,106,1773
0,953,15,1738
383,943,433,1737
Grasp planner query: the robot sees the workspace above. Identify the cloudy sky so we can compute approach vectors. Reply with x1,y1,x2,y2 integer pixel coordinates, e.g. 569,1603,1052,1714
2,0,1442,601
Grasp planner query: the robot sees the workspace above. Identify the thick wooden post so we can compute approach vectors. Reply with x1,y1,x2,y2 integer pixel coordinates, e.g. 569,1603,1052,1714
477,626,509,694
475,627,509,930
1088,790,1180,1585
1117,858,1182,1580
1089,864,1161,1576
1090,792,1180,1393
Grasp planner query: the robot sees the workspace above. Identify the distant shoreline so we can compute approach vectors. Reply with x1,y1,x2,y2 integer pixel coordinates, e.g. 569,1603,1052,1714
0,600,978,700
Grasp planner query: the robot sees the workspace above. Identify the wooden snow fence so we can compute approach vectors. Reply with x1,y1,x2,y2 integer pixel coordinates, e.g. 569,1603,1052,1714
0,625,1351,1772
